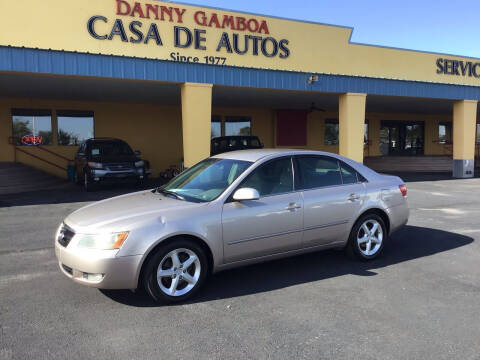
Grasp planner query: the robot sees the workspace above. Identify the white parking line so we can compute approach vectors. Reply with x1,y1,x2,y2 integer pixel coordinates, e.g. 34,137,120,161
0,271,57,289
428,192,452,197
0,247,52,257
451,229,480,235
417,208,465,215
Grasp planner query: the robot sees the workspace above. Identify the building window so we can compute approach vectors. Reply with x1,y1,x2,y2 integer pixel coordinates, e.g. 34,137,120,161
225,116,251,136
439,122,452,144
324,119,339,145
57,110,94,146
211,115,222,139
477,124,480,144
12,109,53,146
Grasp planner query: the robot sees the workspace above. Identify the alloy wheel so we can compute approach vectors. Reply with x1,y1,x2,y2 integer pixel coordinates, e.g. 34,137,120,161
157,248,201,297
357,219,383,256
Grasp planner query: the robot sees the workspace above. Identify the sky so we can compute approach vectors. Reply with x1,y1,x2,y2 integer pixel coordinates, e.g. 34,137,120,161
173,0,480,58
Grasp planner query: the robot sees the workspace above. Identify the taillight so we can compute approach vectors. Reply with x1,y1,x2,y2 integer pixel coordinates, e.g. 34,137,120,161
399,184,407,197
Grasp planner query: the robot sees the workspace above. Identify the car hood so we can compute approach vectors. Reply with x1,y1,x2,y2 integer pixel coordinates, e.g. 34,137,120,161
65,190,203,231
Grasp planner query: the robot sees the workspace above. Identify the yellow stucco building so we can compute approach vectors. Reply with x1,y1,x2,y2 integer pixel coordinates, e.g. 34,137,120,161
0,0,479,178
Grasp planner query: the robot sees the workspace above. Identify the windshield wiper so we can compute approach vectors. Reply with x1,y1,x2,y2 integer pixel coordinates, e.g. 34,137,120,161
155,188,185,201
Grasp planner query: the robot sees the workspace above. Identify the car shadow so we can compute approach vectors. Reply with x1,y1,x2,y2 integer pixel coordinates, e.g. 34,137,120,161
0,178,168,208
100,225,474,307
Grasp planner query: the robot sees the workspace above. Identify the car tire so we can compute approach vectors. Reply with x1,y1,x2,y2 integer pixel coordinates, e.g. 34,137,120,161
346,213,387,261
74,170,81,185
143,239,208,304
136,177,145,188
83,171,96,192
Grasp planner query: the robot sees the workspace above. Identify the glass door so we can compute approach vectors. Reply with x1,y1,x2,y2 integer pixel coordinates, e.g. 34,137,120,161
380,121,424,156
404,124,424,155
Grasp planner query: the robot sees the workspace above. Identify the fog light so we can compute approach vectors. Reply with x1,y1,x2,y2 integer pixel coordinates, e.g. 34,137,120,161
82,273,104,282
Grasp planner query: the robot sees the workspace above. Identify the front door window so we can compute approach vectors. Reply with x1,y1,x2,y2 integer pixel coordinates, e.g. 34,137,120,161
241,157,294,196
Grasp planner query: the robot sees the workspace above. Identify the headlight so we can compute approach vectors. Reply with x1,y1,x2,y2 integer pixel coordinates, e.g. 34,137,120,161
75,232,129,250
55,223,63,240
88,162,104,169
135,160,145,168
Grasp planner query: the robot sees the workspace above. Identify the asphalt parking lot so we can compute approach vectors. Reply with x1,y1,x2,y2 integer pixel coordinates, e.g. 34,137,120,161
1,175,479,360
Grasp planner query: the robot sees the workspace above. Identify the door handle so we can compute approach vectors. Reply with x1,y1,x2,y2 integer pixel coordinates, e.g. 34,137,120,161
348,193,361,201
285,202,302,211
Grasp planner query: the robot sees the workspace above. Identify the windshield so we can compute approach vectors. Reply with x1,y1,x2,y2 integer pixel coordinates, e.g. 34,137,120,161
89,141,133,157
162,158,253,203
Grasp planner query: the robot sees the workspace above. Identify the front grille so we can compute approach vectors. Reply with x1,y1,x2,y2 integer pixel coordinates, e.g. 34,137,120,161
107,163,133,171
57,223,75,248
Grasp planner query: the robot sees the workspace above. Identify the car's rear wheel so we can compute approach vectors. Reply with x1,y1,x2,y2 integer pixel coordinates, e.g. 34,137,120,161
143,239,208,303
347,214,387,261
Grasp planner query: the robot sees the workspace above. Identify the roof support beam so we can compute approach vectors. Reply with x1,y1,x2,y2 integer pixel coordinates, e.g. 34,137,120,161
339,93,367,163
181,82,213,168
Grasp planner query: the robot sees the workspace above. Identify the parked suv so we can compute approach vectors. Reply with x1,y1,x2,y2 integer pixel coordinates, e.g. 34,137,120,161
74,138,150,191
211,136,263,156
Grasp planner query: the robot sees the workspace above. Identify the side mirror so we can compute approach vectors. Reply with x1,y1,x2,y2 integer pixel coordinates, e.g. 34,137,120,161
134,150,141,156
233,188,260,201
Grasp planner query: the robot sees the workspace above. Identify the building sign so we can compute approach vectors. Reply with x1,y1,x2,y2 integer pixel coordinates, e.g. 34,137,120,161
1,0,480,86
87,0,290,66
436,58,480,78
21,135,43,146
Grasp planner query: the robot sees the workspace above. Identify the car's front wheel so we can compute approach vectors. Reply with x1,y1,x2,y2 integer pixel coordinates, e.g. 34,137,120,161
136,177,145,188
83,171,96,192
74,170,81,185
346,214,387,261
143,239,208,303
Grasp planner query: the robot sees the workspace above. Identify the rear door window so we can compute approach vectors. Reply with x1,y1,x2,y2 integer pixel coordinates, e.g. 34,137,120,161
228,138,238,150
219,139,228,153
340,162,359,184
297,156,342,189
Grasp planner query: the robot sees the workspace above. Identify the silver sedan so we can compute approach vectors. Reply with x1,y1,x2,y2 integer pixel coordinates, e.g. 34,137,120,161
55,149,409,303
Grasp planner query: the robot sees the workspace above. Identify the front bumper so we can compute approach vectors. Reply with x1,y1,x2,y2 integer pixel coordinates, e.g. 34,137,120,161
55,240,143,290
91,168,145,182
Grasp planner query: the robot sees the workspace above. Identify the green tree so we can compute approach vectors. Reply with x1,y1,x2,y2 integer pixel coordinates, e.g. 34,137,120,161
38,130,53,145
12,120,31,145
58,129,80,146
239,126,251,136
